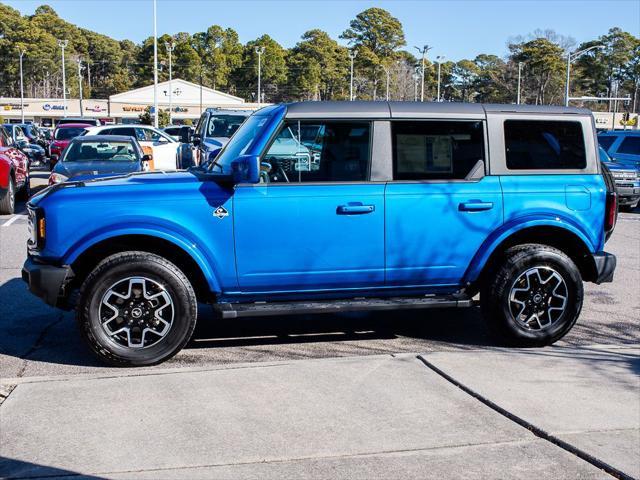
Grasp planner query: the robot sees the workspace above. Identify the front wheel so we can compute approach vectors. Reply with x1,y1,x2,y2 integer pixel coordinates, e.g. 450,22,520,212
481,244,583,347
0,177,15,215
77,251,198,366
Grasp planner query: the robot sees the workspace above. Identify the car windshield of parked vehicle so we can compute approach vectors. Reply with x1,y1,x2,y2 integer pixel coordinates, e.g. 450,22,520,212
598,136,616,150
55,127,87,140
206,114,247,138
210,115,268,173
62,141,138,163
618,136,640,155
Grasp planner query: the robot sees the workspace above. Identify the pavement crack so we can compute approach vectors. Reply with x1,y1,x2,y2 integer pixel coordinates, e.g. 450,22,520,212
416,354,635,480
15,312,65,379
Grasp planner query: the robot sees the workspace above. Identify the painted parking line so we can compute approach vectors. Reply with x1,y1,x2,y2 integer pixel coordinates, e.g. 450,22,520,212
1,215,24,227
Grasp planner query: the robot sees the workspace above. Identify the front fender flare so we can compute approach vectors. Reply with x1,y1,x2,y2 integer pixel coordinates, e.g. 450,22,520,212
63,222,222,293
463,215,597,285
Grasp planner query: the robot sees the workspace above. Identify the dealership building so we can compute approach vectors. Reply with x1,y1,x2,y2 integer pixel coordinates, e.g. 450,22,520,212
0,79,260,126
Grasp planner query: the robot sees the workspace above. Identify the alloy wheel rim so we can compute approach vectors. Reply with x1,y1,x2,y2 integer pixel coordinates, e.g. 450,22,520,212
508,266,568,331
99,276,174,349
8,181,14,210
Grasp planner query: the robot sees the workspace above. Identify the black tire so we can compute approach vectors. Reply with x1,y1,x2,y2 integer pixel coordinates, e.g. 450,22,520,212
16,172,30,200
77,251,198,366
480,243,583,347
0,177,15,215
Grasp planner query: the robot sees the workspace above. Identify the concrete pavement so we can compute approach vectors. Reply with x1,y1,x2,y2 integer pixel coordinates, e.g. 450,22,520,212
2,346,638,479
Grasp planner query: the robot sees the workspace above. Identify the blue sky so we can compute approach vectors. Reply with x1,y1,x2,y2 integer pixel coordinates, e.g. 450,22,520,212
5,0,640,61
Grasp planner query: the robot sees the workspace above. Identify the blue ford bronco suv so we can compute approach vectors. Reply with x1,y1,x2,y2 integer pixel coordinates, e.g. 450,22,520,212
23,102,618,366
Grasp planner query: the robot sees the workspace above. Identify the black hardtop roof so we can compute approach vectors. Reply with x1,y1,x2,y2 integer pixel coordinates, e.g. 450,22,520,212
283,101,590,118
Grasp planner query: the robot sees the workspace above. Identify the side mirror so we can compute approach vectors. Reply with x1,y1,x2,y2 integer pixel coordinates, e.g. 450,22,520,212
192,134,201,147
179,126,192,144
231,154,260,183
141,154,153,170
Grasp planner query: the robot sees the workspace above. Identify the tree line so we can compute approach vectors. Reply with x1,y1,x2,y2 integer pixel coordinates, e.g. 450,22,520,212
0,4,638,112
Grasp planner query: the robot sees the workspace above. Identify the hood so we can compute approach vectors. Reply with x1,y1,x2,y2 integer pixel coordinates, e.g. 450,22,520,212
203,137,228,150
603,160,638,172
55,160,141,179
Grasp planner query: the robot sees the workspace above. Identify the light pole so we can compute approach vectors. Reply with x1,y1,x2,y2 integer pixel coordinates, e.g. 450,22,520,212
436,55,445,102
77,58,84,117
165,41,175,124
516,61,523,104
58,39,68,116
349,50,357,101
152,0,158,127
565,44,604,106
255,46,265,106
414,45,431,102
19,49,25,123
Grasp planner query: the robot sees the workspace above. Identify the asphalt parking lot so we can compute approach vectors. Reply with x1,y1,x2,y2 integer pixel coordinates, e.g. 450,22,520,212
0,170,638,378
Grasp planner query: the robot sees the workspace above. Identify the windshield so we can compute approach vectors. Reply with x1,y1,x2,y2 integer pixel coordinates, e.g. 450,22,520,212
206,114,248,139
63,141,139,163
55,127,87,140
210,115,269,173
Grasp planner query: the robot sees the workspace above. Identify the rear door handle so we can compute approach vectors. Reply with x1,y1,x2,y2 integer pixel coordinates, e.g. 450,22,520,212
337,204,375,214
459,201,494,212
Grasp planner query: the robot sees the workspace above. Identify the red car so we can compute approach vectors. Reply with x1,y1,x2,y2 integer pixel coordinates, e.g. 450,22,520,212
49,123,92,170
0,126,30,214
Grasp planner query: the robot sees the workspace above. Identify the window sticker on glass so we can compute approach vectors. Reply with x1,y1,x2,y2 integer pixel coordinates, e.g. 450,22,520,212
426,136,453,172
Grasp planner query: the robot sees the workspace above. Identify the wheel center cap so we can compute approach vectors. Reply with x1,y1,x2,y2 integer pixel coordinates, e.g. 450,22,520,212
131,307,143,319
533,294,543,304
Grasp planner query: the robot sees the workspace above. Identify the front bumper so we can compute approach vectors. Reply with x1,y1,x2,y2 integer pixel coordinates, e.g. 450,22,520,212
22,257,71,307
591,251,616,284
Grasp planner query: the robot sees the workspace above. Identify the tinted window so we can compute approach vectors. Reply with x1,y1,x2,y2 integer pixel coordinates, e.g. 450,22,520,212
392,121,484,180
618,137,640,155
263,121,370,183
109,127,137,138
206,115,247,138
55,127,87,140
505,120,586,170
598,136,616,150
63,140,138,163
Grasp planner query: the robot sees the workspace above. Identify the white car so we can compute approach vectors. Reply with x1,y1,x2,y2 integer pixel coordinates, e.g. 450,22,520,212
85,125,179,171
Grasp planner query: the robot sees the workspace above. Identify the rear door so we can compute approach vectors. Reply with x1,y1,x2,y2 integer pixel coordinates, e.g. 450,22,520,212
233,119,385,292
385,119,503,287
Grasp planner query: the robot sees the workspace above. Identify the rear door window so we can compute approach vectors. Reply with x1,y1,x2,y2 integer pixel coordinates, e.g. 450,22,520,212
108,127,137,138
618,137,640,155
505,120,586,170
392,121,485,180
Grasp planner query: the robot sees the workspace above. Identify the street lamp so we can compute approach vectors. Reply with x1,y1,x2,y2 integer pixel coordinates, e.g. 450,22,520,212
58,39,68,116
516,61,523,104
349,50,357,101
18,49,25,123
165,41,175,124
565,44,604,106
255,46,265,106
414,45,431,102
436,55,445,102
152,0,158,127
77,58,84,117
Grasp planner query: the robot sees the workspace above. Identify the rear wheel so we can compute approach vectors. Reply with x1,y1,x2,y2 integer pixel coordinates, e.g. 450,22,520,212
481,244,583,346
0,177,15,215
16,172,30,200
77,251,198,366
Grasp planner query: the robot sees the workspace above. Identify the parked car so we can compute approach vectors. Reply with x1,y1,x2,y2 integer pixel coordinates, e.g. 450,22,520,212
599,145,640,209
16,123,48,151
185,109,251,166
598,130,640,167
85,124,180,170
48,135,151,185
23,101,617,366
2,124,46,166
0,126,30,214
162,125,189,141
57,117,101,127
49,123,93,169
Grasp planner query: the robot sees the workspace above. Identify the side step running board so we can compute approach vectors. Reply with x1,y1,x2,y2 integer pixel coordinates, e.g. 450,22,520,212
215,295,475,319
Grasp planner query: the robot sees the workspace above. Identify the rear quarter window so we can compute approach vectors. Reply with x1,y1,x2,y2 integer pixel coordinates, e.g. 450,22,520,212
505,120,586,170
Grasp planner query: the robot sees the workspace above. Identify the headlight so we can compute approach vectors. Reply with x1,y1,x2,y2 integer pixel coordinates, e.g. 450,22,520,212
48,173,69,185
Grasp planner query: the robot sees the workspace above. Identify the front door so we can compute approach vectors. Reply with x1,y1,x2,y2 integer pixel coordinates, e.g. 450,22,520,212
136,127,178,170
385,120,503,287
233,120,385,292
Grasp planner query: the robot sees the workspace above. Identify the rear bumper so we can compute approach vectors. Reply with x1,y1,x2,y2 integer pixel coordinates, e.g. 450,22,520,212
591,251,616,284
22,257,71,307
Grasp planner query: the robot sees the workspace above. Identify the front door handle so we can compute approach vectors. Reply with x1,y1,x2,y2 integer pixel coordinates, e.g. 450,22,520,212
337,203,375,215
459,201,494,212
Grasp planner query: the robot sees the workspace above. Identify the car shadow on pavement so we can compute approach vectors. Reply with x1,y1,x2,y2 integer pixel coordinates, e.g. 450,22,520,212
0,456,106,480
